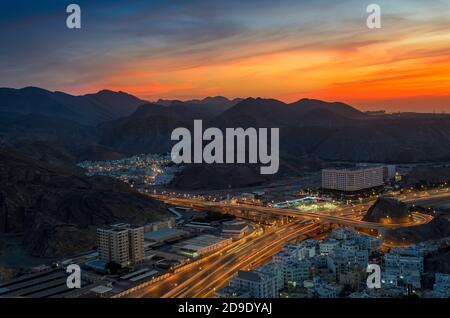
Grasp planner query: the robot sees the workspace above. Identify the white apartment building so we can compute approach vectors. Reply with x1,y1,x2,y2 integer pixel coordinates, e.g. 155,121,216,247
354,234,381,252
255,263,284,292
97,223,145,267
331,228,381,252
389,245,423,257
322,166,384,192
281,260,311,287
319,238,340,255
382,270,399,288
229,270,278,298
273,245,298,263
384,253,424,274
331,227,356,240
327,247,368,274
297,240,317,260
383,165,397,180
306,279,341,298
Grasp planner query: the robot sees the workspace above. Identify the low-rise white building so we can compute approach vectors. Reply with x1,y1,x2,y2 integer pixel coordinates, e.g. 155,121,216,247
384,253,424,274
221,220,249,239
319,238,340,255
297,240,318,260
327,247,368,274
255,263,284,292
228,270,278,298
281,260,311,288
174,235,232,258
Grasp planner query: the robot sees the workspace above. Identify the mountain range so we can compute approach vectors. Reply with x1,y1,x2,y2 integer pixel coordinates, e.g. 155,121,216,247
0,87,147,125
1,86,450,258
2,87,450,165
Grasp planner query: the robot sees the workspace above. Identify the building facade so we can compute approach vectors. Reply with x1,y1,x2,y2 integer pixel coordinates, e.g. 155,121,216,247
97,223,145,267
322,167,384,192
229,270,278,298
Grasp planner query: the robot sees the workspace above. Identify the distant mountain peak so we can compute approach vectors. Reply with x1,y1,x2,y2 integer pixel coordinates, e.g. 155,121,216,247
201,96,230,102
0,86,148,126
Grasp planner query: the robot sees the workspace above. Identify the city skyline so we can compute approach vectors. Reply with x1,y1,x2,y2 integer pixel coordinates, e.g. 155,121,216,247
1,0,450,112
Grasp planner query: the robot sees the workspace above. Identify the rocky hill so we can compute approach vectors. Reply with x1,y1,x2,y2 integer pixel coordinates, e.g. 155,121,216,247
404,166,450,187
0,150,170,257
385,217,450,244
363,197,414,224
0,87,147,126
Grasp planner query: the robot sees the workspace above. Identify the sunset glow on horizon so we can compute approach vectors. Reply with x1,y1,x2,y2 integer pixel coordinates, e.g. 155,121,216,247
1,0,450,112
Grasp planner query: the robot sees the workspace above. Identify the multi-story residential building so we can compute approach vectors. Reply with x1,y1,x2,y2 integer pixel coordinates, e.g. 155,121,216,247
402,271,422,290
322,167,384,192
331,227,356,240
228,270,278,298
310,255,328,269
433,273,450,298
384,253,424,274
297,240,317,260
331,228,381,252
273,245,298,263
97,223,144,267
327,247,368,274
338,264,364,290
356,235,381,252
381,270,399,288
319,238,340,255
281,260,311,288
305,278,341,298
390,245,422,257
341,240,359,253
383,165,397,181
255,263,284,292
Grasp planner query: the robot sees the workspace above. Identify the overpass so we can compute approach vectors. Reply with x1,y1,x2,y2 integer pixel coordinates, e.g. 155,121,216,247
149,195,434,230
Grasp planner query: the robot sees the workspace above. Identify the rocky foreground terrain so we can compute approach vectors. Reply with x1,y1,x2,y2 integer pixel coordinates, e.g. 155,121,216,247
0,149,170,257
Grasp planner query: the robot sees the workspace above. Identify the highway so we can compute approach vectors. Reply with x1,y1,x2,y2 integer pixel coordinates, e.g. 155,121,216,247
149,191,441,229
128,220,321,298
125,188,448,298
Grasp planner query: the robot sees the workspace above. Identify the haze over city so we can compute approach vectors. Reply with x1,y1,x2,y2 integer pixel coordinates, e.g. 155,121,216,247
1,0,450,112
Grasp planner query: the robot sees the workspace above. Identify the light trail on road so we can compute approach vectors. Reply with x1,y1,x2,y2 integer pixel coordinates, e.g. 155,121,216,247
151,190,440,229
128,221,319,298
126,188,447,298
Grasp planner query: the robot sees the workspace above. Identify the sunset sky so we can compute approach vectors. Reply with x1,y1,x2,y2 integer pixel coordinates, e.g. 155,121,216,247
1,0,450,112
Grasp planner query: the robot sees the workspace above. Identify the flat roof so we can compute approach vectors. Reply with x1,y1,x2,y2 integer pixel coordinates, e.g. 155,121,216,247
180,244,205,252
222,224,248,232
144,228,187,241
129,270,159,282
237,271,262,283
0,269,91,298
0,271,66,293
120,268,150,280
90,285,113,294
